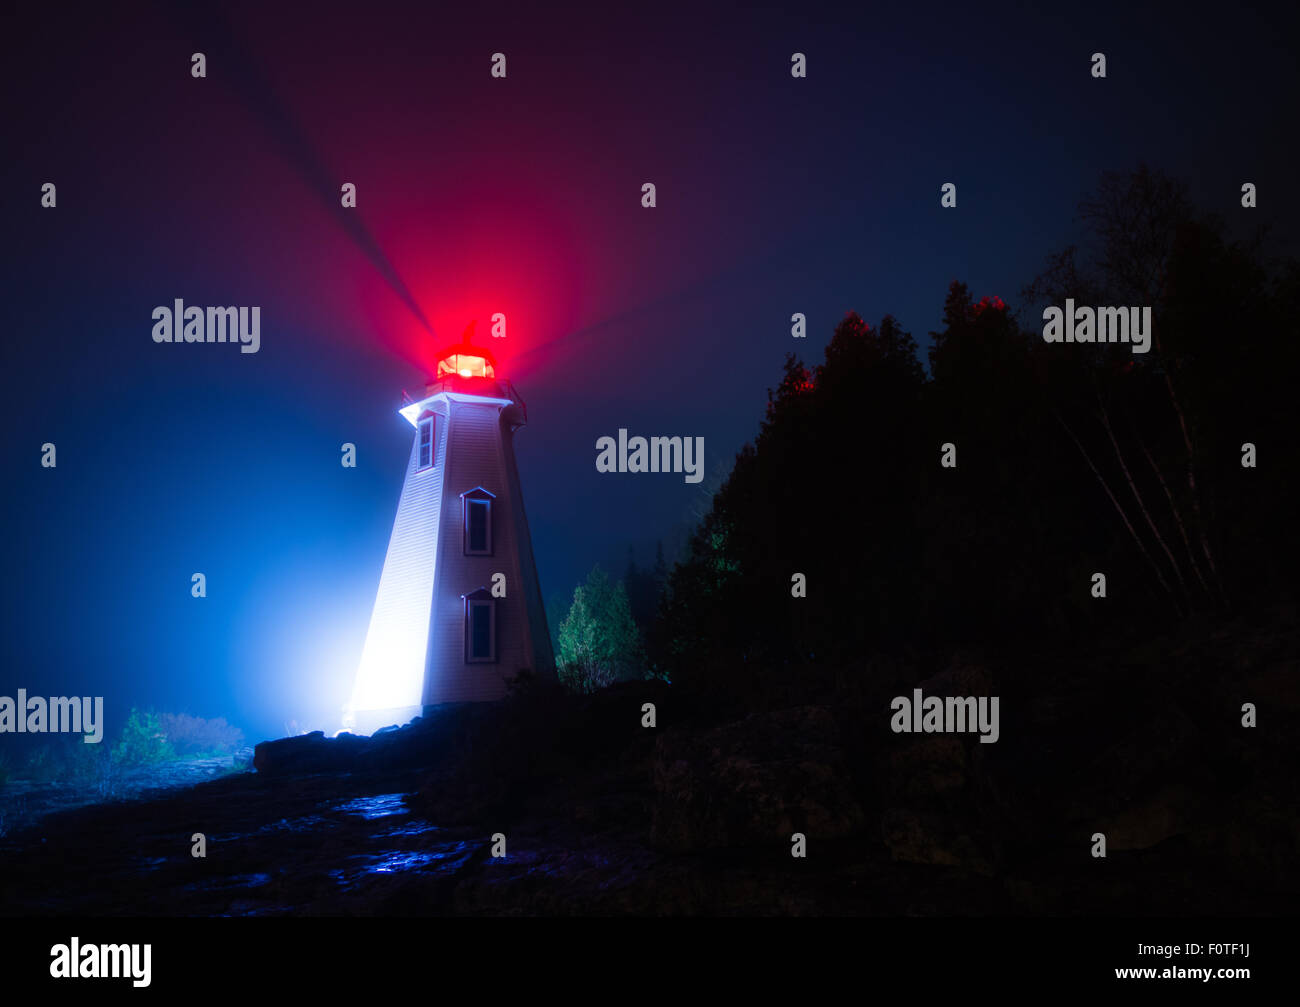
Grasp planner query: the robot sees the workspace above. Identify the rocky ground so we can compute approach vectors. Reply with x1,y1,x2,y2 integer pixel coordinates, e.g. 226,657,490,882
0,605,1295,916
0,752,253,840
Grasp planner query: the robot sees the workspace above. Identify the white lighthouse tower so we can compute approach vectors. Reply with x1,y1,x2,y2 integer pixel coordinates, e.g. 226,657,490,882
345,325,555,733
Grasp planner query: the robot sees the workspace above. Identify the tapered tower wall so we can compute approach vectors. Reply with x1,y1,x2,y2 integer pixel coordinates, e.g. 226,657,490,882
348,377,554,730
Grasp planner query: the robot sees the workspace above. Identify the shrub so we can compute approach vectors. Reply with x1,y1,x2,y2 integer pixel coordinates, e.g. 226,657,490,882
157,713,243,757
114,708,174,766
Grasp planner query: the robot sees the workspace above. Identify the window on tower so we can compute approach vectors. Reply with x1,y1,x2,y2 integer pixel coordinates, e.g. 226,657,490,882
467,500,490,553
417,415,435,470
461,487,495,555
464,590,496,663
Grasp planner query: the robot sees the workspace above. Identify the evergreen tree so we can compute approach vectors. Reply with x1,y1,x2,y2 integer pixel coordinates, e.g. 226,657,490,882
655,312,929,686
115,708,174,765
557,565,646,693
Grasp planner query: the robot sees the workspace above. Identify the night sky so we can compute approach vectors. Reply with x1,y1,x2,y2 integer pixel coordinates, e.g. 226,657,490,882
3,1,1294,739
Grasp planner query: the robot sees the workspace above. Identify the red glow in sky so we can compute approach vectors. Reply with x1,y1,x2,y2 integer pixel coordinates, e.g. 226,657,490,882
355,183,588,382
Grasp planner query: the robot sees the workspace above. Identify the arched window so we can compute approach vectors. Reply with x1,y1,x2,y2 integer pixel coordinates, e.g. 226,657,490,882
460,486,496,555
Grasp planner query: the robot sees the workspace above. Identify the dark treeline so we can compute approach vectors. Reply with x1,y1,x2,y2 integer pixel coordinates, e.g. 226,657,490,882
650,166,1299,691
625,543,668,635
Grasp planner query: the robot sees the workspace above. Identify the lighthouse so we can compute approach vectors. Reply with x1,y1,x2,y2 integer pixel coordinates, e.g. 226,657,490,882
345,326,555,733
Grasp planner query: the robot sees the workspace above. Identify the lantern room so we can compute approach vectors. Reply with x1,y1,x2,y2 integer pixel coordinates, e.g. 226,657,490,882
427,322,501,393
435,345,496,381
399,323,523,429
